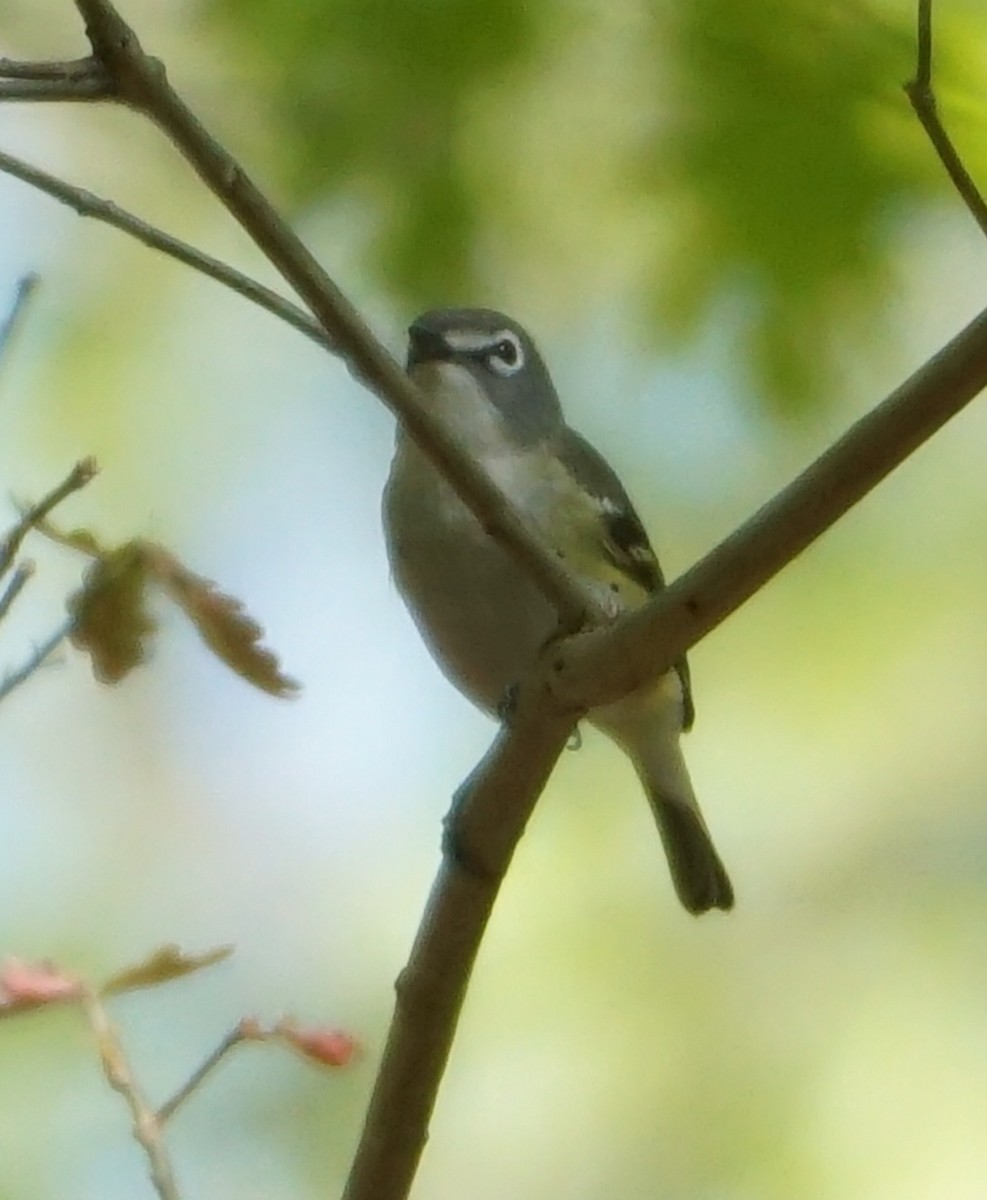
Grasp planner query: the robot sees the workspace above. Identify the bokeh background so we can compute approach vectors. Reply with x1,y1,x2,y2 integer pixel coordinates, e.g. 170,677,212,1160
2,1,987,1197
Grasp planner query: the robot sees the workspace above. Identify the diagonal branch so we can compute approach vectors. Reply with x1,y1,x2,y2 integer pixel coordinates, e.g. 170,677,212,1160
551,299,987,709
343,298,987,1200
342,678,578,1200
0,457,98,580
0,147,334,352
68,0,591,629
0,272,38,368
0,616,74,704
904,0,987,239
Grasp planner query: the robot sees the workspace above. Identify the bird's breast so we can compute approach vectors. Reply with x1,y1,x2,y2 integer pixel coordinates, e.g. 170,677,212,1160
383,439,558,714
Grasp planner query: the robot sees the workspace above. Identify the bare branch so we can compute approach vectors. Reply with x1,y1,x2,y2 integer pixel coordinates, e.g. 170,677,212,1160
904,0,987,239
343,686,577,1200
0,76,112,101
69,0,592,629
0,273,39,368
0,56,105,81
156,1016,355,1125
0,55,112,101
913,0,932,88
81,987,180,1200
0,561,34,624
156,1022,251,1125
0,616,74,703
0,457,97,579
0,148,334,352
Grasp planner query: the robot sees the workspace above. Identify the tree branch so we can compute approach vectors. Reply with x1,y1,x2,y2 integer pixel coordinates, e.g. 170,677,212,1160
0,55,113,101
0,616,74,704
904,0,987,239
68,0,593,629
81,986,180,1200
0,561,34,624
0,272,39,368
0,457,97,580
550,299,987,709
342,680,578,1200
344,288,987,1200
0,148,334,353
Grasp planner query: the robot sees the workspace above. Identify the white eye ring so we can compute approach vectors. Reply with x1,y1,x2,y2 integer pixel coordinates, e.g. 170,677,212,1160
485,332,524,377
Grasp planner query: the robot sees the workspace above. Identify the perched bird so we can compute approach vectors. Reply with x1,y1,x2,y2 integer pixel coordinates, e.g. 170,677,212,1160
383,308,733,915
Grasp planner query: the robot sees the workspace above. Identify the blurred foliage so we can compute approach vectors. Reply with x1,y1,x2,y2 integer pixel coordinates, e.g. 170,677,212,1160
198,0,987,411
201,0,557,300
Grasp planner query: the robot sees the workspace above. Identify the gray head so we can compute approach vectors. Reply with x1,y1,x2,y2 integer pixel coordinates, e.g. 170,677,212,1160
407,308,564,445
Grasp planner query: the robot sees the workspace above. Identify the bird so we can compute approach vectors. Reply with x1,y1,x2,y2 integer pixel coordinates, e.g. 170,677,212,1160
382,308,733,915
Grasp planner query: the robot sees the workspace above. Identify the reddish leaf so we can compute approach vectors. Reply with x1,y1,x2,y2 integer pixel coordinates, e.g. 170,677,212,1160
276,1020,358,1067
68,542,156,683
0,958,81,1015
46,521,297,696
144,544,299,697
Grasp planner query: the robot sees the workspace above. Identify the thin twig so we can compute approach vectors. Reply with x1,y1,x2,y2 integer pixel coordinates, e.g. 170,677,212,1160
1,22,589,625
0,616,74,704
71,0,592,631
0,148,334,353
904,0,987,239
914,0,932,88
0,273,39,369
0,56,105,81
156,1022,251,1125
0,457,98,579
0,54,113,100
0,561,34,623
0,76,113,101
80,987,180,1200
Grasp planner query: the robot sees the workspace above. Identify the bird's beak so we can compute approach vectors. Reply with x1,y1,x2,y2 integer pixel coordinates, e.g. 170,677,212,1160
407,323,452,369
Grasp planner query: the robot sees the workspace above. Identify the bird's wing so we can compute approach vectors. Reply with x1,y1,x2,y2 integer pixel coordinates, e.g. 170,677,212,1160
556,428,695,731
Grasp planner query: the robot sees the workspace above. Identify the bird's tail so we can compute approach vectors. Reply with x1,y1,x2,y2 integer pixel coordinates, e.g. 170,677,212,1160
595,696,734,914
592,681,734,915
647,787,734,915
637,737,734,915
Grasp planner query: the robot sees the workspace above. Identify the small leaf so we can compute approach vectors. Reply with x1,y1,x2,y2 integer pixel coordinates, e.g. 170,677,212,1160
101,943,234,996
37,521,106,557
145,545,300,697
68,543,157,683
276,1019,358,1068
0,958,82,1015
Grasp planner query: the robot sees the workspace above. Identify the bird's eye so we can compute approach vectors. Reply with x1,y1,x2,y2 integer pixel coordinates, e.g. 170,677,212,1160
484,334,523,376
493,338,517,366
